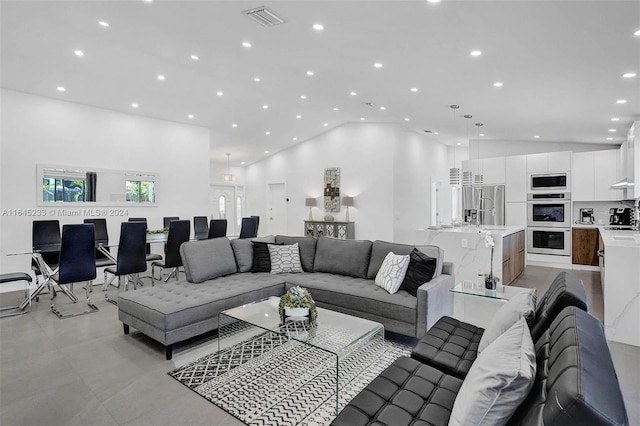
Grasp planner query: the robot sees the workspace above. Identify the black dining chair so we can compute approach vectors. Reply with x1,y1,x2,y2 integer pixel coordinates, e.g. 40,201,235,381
239,217,259,239
103,222,147,303
49,224,99,318
193,216,209,239
163,216,179,229
84,218,115,267
32,220,61,284
208,219,227,238
152,220,190,284
251,215,260,233
128,217,162,262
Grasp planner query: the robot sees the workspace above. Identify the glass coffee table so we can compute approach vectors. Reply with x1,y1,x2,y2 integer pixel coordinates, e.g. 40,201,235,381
218,296,384,414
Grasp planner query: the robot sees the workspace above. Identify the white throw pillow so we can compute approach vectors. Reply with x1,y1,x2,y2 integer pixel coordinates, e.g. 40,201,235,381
374,252,411,294
449,318,536,426
477,289,536,353
268,243,303,274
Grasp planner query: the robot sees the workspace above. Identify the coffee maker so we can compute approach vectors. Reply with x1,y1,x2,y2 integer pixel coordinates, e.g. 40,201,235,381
609,208,632,226
579,208,594,224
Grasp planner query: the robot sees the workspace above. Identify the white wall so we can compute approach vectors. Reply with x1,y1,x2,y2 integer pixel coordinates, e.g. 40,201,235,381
243,122,452,242
469,140,618,159
0,90,210,275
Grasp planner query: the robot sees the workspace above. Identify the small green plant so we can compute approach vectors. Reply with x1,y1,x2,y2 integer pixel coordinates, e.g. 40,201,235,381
279,286,317,323
146,228,169,234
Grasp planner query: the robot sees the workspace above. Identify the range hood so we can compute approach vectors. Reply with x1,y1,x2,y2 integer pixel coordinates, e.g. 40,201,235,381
610,178,635,190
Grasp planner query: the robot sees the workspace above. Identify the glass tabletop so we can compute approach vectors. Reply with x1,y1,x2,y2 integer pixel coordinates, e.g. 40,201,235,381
451,280,531,300
220,296,384,356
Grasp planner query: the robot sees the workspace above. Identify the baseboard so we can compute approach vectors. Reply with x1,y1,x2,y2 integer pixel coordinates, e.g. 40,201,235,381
570,264,599,272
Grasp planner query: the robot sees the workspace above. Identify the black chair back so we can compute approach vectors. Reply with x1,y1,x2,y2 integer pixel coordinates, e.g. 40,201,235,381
116,222,147,275
128,217,151,254
163,216,179,229
84,218,110,258
32,220,61,272
58,224,96,284
164,220,190,268
208,219,227,238
193,216,209,239
251,215,260,233
239,217,259,239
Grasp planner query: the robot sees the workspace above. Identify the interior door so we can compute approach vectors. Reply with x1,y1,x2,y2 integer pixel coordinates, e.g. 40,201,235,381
267,182,287,235
210,185,240,235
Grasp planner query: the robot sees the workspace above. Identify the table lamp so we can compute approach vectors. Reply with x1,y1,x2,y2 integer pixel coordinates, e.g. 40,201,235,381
305,198,317,220
342,196,354,221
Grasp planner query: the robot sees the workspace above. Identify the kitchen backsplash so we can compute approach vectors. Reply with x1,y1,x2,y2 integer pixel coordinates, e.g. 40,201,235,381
573,200,634,225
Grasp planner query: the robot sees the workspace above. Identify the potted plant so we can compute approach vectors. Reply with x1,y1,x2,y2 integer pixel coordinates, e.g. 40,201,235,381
279,286,317,323
479,230,500,290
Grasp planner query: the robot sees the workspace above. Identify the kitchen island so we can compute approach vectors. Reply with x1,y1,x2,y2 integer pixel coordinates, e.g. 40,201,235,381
415,225,526,286
598,227,640,347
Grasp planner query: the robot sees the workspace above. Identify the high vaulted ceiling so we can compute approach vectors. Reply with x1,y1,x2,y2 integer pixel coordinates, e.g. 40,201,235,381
2,1,639,165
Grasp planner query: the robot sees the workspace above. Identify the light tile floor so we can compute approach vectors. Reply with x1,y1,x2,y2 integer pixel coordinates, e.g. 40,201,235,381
1,266,638,425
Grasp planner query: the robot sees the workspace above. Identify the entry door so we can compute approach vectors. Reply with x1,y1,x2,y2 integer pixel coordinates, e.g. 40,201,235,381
267,182,287,235
210,185,242,235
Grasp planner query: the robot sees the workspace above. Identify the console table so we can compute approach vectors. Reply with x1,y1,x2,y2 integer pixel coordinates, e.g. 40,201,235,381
304,221,355,240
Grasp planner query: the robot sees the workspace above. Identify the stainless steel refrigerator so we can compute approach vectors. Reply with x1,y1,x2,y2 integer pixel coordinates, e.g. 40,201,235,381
462,185,505,226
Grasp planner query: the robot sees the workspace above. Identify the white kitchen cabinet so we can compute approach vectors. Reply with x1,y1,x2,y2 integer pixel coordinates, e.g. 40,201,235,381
548,151,572,172
505,155,527,202
526,153,548,174
506,202,527,227
572,151,595,201
594,150,619,201
481,157,506,185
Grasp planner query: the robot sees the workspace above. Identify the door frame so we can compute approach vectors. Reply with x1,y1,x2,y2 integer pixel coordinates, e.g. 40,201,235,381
266,180,287,236
210,184,245,236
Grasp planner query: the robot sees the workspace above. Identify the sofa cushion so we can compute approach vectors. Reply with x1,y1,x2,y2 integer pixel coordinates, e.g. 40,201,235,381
313,237,372,279
275,235,317,272
285,273,416,324
449,318,536,426
269,243,303,274
400,248,437,297
415,245,444,277
251,241,282,273
367,240,415,279
374,252,411,294
231,236,275,272
180,237,237,283
477,289,536,353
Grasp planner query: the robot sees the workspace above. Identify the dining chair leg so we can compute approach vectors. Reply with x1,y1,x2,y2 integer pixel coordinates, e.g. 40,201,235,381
151,264,157,285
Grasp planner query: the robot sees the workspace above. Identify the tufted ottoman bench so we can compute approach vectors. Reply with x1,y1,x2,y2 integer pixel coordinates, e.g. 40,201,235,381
118,273,286,359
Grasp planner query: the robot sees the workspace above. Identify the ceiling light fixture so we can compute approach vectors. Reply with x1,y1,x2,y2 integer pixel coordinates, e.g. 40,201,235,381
98,20,109,27
253,77,261,82
373,62,383,68
623,72,637,78
470,50,482,57
493,82,503,87
360,117,365,121
608,129,616,132
606,137,613,141
131,103,139,108
306,70,314,76
157,75,165,81
410,87,419,92
404,118,410,121
534,135,540,139
293,137,298,141
296,114,302,119
232,123,238,128
190,54,199,60
313,23,324,31
333,107,339,111
449,105,461,186
217,91,223,96
243,6,286,27
323,123,329,127
188,114,194,119
427,0,441,3
264,150,269,154
434,132,439,135
350,91,357,96
300,95,307,99
462,114,473,187
380,106,386,110
223,153,235,182
634,29,640,36
611,117,620,121
56,86,66,92
242,41,252,48
480,133,485,137
262,104,269,109
241,161,246,165
74,50,84,57
616,99,627,104
473,123,484,189
265,131,270,135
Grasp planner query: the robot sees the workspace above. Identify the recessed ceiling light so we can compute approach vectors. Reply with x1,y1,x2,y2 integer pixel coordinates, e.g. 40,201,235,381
606,137,613,141
232,123,238,128
143,0,153,3
265,131,270,135
611,117,620,121
374,62,383,68
323,123,329,127
427,0,441,3
333,107,339,111
380,106,386,110
296,114,302,119
623,72,637,78
253,77,261,82
534,135,540,139
216,91,223,96
456,142,461,146
98,20,109,27
608,129,616,132
404,118,410,121
74,50,84,57
479,133,485,137
493,82,503,87
313,23,324,31
350,91,357,96
306,70,314,76
410,87,419,92
242,41,252,48
616,99,627,104
190,54,199,60
157,74,165,81
300,95,307,99
264,150,269,154
470,50,482,57
434,132,439,135
634,29,640,36
360,117,365,121
56,86,66,92
241,161,245,165
188,114,194,119
293,137,298,141
262,104,269,109
131,103,139,108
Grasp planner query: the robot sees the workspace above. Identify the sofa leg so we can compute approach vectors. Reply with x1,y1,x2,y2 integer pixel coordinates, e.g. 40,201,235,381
165,345,173,360
123,323,130,335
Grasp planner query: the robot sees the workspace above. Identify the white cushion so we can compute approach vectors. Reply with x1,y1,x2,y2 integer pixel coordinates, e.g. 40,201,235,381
374,252,411,294
268,243,303,274
478,289,536,353
449,318,536,426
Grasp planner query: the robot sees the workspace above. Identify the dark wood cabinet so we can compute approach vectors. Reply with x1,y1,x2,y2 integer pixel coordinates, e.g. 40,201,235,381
572,228,598,266
502,230,525,285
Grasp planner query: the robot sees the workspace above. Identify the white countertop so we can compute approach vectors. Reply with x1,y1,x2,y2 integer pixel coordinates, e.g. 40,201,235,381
597,226,640,248
418,225,525,237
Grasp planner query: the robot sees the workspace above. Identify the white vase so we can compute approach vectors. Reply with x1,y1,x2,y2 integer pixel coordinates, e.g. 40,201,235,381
284,307,309,317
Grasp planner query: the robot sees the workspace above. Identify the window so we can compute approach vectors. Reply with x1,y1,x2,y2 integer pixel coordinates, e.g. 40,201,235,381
42,175,86,202
218,195,226,219
126,180,155,203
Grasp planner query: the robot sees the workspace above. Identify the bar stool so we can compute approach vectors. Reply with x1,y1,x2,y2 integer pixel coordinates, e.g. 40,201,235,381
0,273,33,317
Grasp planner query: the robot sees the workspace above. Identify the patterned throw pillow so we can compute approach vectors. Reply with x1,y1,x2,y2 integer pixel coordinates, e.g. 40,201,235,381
374,251,411,294
268,243,303,274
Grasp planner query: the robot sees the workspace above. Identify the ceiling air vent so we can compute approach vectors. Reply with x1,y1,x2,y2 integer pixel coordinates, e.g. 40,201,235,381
243,6,286,26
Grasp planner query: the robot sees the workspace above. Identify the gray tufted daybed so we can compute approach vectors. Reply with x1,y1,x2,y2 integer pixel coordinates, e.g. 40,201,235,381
117,235,455,359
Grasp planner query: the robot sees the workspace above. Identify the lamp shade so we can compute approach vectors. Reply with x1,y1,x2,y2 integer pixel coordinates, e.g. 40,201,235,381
342,196,354,207
305,197,317,207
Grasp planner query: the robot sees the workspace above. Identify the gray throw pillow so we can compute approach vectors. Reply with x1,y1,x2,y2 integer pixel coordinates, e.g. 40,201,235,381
313,237,372,278
269,243,303,274
231,235,275,272
449,318,536,426
180,237,237,283
477,289,536,353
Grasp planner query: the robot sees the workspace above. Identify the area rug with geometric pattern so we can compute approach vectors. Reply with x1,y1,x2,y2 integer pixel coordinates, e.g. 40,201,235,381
168,331,411,425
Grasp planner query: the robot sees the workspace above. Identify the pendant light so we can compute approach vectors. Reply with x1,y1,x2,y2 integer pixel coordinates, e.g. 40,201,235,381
449,105,461,185
223,153,236,182
462,115,473,187
473,123,484,189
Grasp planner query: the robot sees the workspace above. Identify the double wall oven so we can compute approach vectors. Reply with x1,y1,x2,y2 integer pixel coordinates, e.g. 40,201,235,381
527,190,571,256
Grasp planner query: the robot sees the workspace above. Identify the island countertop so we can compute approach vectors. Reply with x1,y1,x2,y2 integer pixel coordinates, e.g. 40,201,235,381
417,225,525,237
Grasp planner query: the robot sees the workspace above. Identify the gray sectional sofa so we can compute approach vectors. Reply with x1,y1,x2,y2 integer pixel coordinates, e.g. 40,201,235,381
118,235,455,359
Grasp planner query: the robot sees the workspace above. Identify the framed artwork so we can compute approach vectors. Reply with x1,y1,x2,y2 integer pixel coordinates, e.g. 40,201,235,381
324,167,340,212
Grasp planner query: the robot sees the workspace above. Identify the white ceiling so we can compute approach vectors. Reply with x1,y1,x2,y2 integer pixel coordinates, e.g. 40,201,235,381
2,1,639,165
